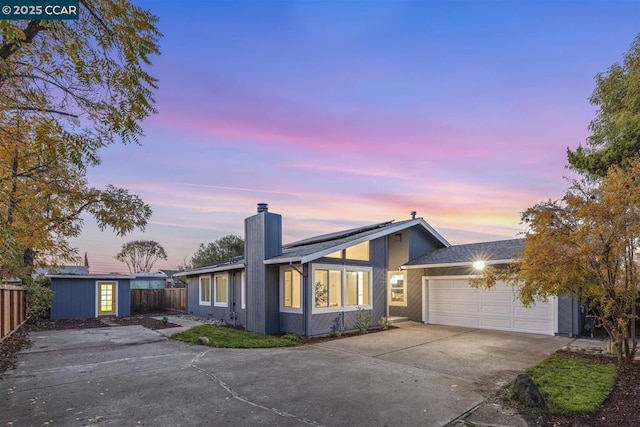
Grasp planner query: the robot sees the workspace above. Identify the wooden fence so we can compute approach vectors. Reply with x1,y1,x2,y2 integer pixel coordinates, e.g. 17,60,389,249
130,288,186,313
1,284,28,342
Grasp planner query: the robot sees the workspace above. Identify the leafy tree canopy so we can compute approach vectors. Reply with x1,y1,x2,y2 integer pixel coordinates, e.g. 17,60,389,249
568,35,640,177
473,157,640,363
190,234,244,268
0,1,161,279
116,240,167,273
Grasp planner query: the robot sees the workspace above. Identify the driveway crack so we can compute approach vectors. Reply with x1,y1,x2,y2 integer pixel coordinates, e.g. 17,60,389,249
189,350,324,426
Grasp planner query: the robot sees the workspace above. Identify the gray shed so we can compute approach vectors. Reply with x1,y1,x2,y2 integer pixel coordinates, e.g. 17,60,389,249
48,274,134,320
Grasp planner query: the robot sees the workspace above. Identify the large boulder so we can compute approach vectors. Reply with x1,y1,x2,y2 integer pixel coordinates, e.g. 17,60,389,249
513,373,546,408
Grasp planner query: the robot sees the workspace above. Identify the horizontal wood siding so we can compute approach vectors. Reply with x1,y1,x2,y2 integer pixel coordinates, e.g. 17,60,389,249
130,289,186,313
50,279,96,319
0,284,27,342
280,312,303,334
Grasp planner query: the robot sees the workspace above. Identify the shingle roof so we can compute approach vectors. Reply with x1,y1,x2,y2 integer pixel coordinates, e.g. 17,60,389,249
403,238,524,267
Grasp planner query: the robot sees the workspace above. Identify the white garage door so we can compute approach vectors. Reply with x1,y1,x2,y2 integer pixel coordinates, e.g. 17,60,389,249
426,278,555,335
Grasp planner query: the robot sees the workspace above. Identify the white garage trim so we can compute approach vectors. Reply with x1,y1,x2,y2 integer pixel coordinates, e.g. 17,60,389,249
422,275,557,335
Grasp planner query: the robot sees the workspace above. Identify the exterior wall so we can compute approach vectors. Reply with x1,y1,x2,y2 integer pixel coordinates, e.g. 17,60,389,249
280,312,304,334
117,281,131,317
245,210,282,334
230,271,246,326
307,237,386,336
424,266,473,276
557,294,580,336
388,226,440,320
185,272,236,322
51,278,131,319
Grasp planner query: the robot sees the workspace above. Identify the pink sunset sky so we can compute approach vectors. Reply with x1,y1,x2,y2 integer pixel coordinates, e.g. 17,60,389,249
70,1,640,273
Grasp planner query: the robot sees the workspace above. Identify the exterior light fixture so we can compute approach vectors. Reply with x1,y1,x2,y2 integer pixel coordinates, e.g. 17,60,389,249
472,260,486,270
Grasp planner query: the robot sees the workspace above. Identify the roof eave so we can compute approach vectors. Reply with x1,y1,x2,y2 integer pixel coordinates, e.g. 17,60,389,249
174,263,246,276
401,258,515,269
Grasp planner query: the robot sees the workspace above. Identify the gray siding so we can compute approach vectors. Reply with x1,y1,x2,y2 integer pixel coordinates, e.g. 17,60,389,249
185,275,231,321
50,278,130,320
230,271,246,326
408,226,442,260
388,269,422,320
265,265,280,333
280,312,304,334
245,210,282,334
557,294,580,337
387,230,408,270
370,237,387,324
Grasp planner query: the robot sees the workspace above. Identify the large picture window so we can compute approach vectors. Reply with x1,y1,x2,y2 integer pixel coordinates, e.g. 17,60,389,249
214,274,228,307
199,275,211,306
312,264,371,312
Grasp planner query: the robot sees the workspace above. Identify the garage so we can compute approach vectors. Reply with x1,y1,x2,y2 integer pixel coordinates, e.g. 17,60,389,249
424,278,556,335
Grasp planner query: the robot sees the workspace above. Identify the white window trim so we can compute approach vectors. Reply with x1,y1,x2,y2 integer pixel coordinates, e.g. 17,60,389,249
214,273,229,307
388,271,407,307
280,266,303,314
199,275,211,306
311,263,373,314
95,280,118,317
241,272,246,310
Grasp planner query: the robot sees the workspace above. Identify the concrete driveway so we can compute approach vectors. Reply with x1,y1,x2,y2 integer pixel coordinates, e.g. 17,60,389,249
1,321,572,427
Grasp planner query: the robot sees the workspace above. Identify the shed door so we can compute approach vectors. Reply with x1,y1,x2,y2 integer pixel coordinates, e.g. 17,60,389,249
97,282,116,316
426,279,555,335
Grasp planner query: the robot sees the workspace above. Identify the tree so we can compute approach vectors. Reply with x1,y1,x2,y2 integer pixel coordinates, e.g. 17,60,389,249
473,158,640,363
190,235,244,268
0,1,161,280
116,240,167,273
567,35,640,177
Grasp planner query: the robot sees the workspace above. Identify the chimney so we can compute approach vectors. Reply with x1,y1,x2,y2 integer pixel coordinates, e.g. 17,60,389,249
244,203,282,334
410,211,417,220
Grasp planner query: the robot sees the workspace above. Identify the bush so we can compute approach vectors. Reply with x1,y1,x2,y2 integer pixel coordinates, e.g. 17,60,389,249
25,276,54,319
378,316,392,330
355,307,372,334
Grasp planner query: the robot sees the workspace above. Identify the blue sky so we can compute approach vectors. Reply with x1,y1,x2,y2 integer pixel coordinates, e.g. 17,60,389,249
71,0,640,273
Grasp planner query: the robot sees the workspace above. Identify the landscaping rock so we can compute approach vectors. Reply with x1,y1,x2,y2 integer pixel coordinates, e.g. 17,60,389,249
513,373,546,408
197,336,210,345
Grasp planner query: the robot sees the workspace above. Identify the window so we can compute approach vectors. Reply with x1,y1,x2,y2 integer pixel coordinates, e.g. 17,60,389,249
282,270,302,309
345,242,369,261
346,271,369,306
312,264,371,312
214,274,228,307
241,272,246,309
323,241,370,261
315,269,342,308
199,276,211,306
388,272,407,307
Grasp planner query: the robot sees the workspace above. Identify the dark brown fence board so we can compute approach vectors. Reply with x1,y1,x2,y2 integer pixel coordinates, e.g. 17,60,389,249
130,288,186,313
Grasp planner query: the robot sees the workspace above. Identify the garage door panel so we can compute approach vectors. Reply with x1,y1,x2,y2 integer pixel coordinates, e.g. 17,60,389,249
428,279,554,335
481,305,512,315
454,303,480,313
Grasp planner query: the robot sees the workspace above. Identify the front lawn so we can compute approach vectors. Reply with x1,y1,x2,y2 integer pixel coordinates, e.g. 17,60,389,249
172,324,299,348
526,352,618,416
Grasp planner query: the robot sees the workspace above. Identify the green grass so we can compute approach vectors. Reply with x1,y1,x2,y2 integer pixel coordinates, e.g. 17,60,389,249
525,353,618,416
172,325,299,348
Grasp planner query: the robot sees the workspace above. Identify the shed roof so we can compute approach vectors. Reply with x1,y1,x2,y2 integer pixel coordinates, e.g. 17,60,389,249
402,238,524,268
47,274,135,279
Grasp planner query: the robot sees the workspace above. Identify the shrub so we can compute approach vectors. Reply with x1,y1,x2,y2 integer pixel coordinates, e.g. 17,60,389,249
355,307,372,334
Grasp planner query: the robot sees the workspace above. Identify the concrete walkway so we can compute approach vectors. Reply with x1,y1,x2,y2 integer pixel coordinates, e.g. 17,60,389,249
2,321,572,427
